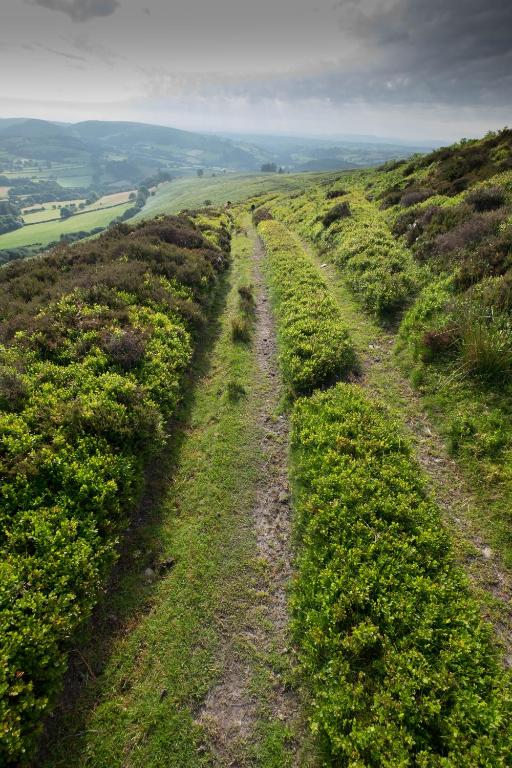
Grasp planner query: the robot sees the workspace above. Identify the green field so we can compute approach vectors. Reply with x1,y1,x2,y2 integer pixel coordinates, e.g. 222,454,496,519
0,202,132,250
135,171,340,220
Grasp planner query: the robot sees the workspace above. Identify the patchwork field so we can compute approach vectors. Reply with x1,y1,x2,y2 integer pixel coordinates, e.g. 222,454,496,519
0,202,132,249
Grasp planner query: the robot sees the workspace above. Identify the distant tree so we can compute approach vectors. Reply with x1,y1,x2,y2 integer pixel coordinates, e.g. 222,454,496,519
261,163,278,173
197,168,204,177
204,199,212,206
129,192,136,201
60,206,73,219
278,166,285,174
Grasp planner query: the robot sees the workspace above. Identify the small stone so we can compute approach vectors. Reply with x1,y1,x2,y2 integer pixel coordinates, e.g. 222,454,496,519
278,491,289,504
482,546,493,560
144,567,155,581
320,263,327,268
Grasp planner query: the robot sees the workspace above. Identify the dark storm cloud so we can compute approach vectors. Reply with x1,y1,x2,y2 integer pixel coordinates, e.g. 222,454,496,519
29,0,120,22
329,0,512,105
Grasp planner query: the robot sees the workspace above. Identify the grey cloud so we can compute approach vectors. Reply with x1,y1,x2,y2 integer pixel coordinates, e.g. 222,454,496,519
37,43,87,61
330,0,512,104
29,0,120,22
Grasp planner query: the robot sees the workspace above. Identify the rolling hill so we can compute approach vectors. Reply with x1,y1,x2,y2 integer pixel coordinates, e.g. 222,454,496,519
0,118,437,191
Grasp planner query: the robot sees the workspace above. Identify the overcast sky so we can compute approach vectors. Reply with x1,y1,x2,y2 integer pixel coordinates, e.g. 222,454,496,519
1,0,511,140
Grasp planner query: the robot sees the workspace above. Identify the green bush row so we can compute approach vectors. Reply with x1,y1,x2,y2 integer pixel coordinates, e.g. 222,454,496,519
269,188,421,320
325,192,421,319
291,383,512,766
0,212,230,763
258,219,356,393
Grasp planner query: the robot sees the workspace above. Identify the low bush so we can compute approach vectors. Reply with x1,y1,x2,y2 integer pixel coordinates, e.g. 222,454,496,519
231,284,255,343
291,383,512,766
322,201,351,227
252,207,273,226
400,187,434,207
325,188,347,200
258,220,355,393
329,194,421,318
466,186,506,212
0,211,231,763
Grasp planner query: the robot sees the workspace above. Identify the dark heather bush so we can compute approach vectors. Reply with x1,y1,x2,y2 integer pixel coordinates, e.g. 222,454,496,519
322,201,351,227
379,187,404,209
466,186,506,212
435,209,506,254
103,329,147,370
400,187,434,207
326,188,347,200
0,368,26,411
252,207,274,225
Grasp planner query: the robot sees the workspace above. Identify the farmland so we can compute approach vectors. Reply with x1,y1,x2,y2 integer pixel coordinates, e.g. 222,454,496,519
0,201,133,250
1,129,512,767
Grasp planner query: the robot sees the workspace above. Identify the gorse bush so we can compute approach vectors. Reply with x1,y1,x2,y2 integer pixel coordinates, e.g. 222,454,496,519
0,211,231,763
257,220,355,393
291,384,512,766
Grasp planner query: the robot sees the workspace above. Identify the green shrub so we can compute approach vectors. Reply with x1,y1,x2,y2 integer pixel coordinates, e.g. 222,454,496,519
291,383,512,766
258,220,356,393
329,194,421,318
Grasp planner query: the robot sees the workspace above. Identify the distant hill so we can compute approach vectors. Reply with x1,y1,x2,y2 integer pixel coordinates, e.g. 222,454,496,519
0,118,435,191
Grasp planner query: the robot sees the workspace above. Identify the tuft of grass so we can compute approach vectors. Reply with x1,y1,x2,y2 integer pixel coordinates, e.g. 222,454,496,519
231,315,252,342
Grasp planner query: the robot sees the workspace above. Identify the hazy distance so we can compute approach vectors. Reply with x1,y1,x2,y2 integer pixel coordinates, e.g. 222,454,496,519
1,0,511,141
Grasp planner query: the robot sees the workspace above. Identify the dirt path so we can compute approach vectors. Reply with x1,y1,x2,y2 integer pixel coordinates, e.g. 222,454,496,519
309,246,512,663
197,231,303,765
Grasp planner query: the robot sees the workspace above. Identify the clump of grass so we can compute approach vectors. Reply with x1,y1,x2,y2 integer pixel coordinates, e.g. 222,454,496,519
231,315,252,342
238,284,255,313
458,308,512,381
226,379,246,402
231,284,255,343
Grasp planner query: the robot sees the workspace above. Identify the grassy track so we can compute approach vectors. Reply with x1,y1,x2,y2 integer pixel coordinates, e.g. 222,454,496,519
0,203,132,250
38,217,307,768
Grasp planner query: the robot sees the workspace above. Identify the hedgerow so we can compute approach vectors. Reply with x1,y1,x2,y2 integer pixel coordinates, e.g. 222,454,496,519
257,220,355,393
291,383,512,766
0,211,230,764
